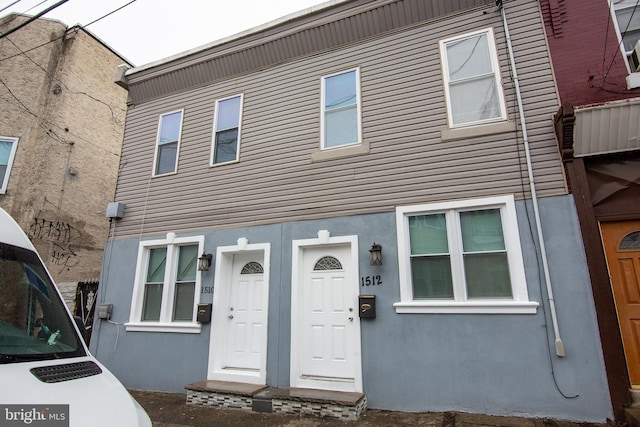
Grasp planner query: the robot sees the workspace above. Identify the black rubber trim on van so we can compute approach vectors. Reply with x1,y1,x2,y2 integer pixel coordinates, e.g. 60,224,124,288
30,361,102,383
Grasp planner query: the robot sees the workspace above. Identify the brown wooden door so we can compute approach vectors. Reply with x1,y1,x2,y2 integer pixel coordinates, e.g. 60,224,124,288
601,220,640,386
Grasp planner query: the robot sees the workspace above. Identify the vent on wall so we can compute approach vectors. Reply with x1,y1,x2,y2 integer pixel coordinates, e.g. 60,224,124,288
106,202,125,219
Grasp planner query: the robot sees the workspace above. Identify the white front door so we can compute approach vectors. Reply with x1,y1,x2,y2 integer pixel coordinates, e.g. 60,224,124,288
209,244,270,384
291,233,362,392
224,253,265,370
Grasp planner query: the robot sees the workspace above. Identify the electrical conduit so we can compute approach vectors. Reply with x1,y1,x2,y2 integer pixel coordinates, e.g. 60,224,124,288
498,0,565,356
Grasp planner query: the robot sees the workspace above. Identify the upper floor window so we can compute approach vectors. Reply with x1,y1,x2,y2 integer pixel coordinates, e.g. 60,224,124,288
394,195,538,314
126,233,204,333
211,94,243,165
439,28,507,128
0,136,19,194
321,68,362,149
153,110,183,176
611,0,640,71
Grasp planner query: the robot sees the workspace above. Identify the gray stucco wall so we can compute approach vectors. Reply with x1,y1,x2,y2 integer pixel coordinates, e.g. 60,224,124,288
90,194,612,421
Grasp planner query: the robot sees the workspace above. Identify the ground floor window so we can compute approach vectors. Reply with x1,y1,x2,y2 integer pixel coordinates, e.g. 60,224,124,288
126,233,204,333
394,195,538,314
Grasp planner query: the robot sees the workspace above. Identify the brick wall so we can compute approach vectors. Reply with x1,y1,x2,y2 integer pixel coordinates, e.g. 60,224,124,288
540,0,640,106
0,15,129,284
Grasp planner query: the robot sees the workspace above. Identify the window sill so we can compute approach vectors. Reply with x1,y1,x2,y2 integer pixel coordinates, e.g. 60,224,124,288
152,171,178,178
440,120,517,141
125,321,202,333
627,72,640,89
210,159,239,168
311,142,370,162
393,300,539,314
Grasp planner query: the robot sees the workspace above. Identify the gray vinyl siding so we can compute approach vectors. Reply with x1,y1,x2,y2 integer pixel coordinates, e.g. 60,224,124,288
125,0,491,103
113,0,564,238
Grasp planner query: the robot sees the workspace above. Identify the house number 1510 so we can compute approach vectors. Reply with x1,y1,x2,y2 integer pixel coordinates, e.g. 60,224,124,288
361,275,382,286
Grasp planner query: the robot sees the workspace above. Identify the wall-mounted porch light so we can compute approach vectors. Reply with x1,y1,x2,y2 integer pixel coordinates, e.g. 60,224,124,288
369,243,382,266
198,253,212,271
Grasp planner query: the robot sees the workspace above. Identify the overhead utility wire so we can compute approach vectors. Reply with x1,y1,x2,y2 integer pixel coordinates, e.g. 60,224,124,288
602,0,640,84
0,0,137,62
0,77,67,143
602,2,613,78
5,36,126,123
0,33,62,61
0,1,136,153
0,0,139,62
0,0,21,14
83,0,137,28
23,0,47,14
0,0,69,39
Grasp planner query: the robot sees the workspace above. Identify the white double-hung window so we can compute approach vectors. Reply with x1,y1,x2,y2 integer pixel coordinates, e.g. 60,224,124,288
126,233,204,333
321,68,362,149
610,1,640,69
153,109,183,176
211,94,243,165
439,28,507,128
0,136,19,194
394,195,538,314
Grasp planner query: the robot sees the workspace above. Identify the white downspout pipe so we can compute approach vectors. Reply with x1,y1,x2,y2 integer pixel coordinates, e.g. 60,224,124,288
498,0,565,356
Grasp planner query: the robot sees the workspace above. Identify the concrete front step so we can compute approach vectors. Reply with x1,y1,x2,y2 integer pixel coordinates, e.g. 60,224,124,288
185,380,367,421
270,386,367,420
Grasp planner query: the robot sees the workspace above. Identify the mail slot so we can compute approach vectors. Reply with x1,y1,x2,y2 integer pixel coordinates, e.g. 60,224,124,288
197,303,212,324
358,295,376,319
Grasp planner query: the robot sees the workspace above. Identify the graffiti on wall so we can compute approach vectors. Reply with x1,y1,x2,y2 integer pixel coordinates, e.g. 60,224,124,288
27,217,82,272
49,244,78,272
28,217,82,243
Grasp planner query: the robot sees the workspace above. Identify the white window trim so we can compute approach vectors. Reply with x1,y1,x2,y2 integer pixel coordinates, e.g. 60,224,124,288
608,0,640,89
0,136,19,194
152,109,184,177
210,94,243,166
126,232,204,333
439,28,508,129
394,195,538,314
320,67,363,151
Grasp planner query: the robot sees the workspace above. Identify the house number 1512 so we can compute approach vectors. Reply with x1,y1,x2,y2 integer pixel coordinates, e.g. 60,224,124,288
361,275,382,286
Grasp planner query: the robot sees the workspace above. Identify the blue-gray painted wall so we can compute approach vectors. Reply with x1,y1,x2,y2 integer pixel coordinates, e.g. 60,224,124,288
90,194,612,421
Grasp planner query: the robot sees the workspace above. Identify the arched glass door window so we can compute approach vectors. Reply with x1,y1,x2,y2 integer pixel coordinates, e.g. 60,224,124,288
240,262,264,274
313,256,343,271
621,231,640,250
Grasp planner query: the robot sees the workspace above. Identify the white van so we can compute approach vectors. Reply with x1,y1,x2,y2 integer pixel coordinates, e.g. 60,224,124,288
0,208,151,426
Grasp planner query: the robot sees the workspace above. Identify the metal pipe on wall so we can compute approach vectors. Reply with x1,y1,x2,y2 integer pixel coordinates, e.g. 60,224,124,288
498,0,565,356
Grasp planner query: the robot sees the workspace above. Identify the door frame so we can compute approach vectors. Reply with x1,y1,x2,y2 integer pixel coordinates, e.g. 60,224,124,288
207,238,270,384
290,230,363,392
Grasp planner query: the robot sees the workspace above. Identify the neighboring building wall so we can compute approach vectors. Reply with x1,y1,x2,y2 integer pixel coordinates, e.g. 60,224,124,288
540,0,639,105
541,0,640,419
91,0,612,421
0,15,129,287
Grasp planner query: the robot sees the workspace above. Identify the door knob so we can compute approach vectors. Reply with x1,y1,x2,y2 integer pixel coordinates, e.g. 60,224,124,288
228,314,234,319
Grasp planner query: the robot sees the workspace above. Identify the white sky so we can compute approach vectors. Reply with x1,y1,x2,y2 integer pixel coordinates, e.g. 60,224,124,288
0,0,331,66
